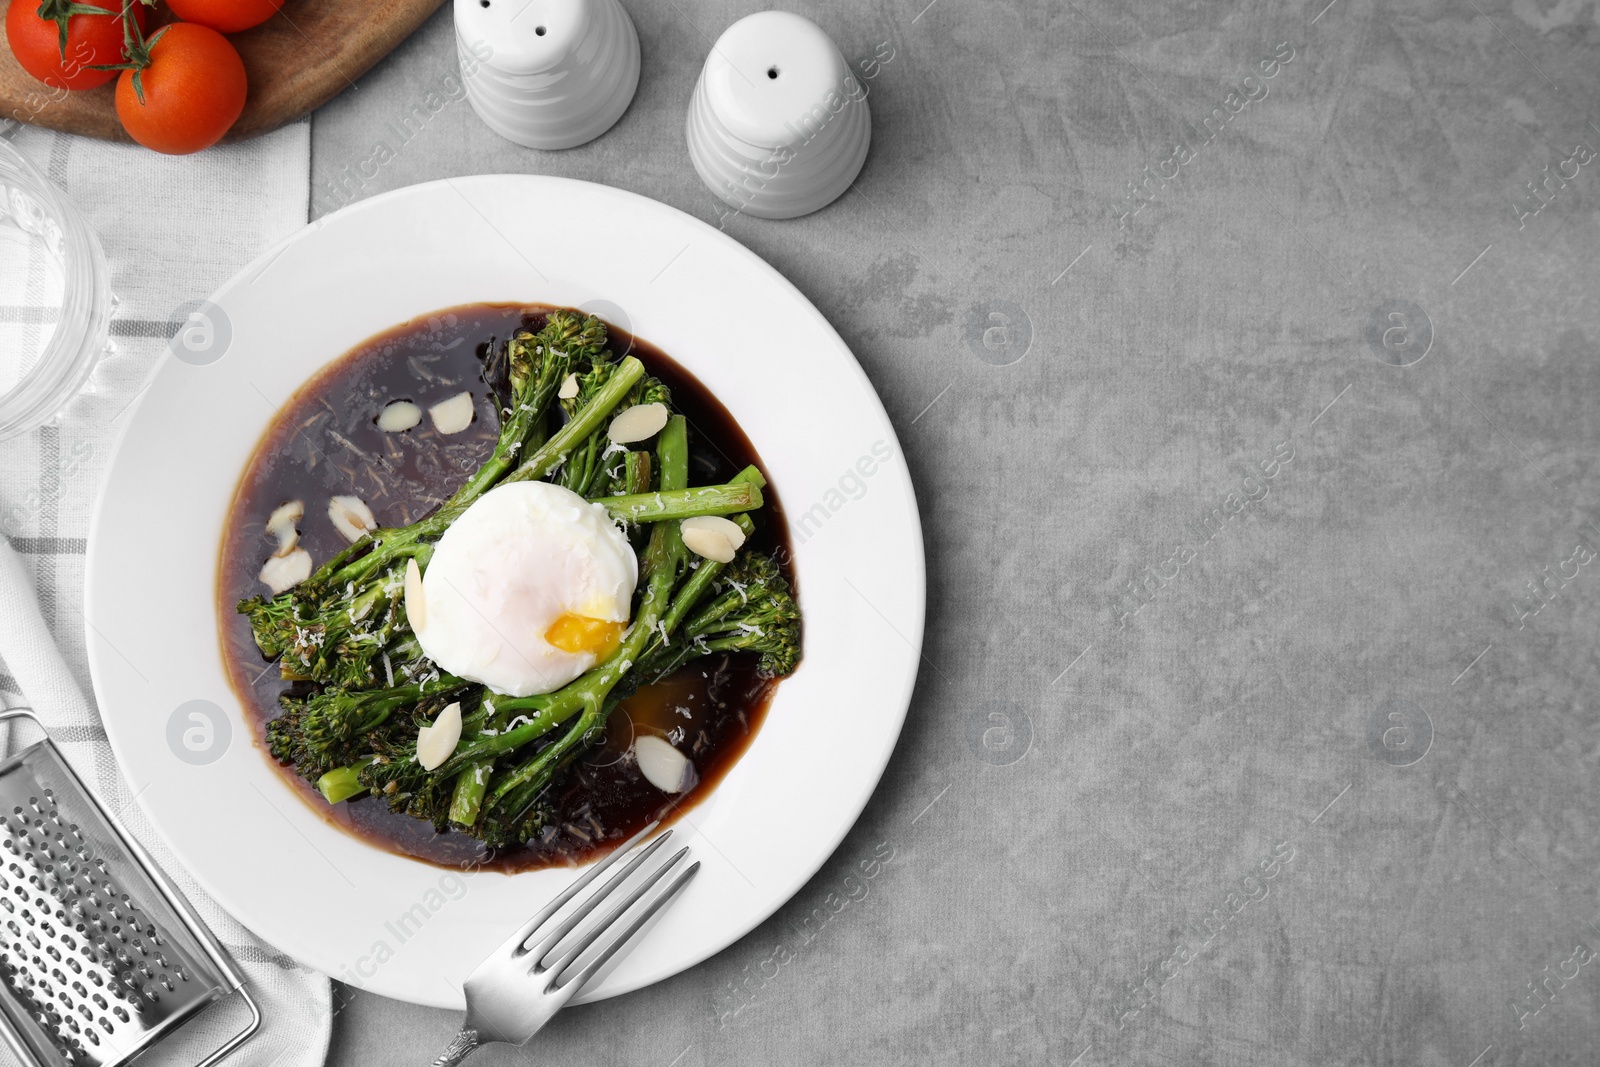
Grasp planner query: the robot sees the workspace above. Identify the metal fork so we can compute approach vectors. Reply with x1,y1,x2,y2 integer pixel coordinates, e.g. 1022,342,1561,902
431,826,699,1066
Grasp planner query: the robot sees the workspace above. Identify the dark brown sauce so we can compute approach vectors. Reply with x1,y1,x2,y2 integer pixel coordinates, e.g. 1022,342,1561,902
217,303,796,872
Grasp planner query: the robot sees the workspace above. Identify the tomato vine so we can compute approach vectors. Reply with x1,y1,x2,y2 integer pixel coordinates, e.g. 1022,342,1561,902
83,0,158,101
33,0,116,57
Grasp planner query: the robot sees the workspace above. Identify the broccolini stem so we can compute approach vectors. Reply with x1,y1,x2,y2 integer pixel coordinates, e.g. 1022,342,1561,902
492,703,610,821
316,525,432,595
506,356,645,484
596,477,762,524
622,450,652,495
312,536,368,586
495,724,598,824
318,759,373,804
449,758,492,827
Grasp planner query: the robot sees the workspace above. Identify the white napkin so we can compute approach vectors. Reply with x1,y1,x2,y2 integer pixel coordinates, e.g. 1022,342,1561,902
0,123,330,1067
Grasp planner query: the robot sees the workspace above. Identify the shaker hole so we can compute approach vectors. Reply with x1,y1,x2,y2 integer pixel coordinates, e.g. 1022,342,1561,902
479,1,489,6
535,25,546,34
767,66,779,79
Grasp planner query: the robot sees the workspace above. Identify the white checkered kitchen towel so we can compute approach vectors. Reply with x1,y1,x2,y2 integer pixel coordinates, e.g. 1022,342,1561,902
0,120,330,1067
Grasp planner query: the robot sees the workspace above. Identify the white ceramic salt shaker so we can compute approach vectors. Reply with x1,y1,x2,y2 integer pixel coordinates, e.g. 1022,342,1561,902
454,0,640,150
687,11,871,220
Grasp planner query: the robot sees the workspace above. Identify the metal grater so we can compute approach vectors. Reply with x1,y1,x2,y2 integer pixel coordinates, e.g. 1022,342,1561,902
0,709,258,1067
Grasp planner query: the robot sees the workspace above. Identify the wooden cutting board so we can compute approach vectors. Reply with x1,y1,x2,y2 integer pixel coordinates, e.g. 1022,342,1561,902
0,0,447,144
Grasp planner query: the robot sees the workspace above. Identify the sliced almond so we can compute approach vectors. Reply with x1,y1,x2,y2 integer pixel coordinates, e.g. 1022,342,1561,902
608,402,669,444
429,392,475,435
558,373,580,400
635,735,695,794
328,495,376,542
266,499,303,533
682,515,746,551
404,557,427,632
377,400,422,432
266,499,304,558
681,523,737,564
259,548,312,595
416,701,463,771
270,526,299,558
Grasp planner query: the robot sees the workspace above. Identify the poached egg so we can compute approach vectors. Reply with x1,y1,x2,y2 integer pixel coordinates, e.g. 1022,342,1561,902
409,481,637,697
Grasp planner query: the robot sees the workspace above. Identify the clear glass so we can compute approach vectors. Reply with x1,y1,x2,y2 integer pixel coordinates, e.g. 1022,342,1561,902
0,134,114,442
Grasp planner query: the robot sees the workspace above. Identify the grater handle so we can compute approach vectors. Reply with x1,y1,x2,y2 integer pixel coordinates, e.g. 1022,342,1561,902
194,984,261,1067
430,1029,482,1066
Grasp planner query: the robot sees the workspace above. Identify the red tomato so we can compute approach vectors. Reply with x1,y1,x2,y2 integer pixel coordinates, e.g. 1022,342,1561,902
114,23,246,155
163,0,281,34
4,0,146,91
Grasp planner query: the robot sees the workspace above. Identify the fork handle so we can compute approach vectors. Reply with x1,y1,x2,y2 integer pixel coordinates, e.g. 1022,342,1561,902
431,1029,482,1066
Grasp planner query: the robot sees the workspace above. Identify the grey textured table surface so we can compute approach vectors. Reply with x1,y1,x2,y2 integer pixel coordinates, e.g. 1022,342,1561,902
310,1,1600,1064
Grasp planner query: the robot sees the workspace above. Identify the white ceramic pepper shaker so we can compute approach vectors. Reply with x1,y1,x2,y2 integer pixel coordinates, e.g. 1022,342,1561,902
686,11,871,220
454,0,640,150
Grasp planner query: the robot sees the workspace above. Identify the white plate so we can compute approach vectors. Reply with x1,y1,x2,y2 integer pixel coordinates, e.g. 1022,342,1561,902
84,176,924,1009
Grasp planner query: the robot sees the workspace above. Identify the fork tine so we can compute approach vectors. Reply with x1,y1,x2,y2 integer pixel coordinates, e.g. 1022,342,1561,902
495,821,663,958
557,859,701,995
523,830,675,965
542,845,692,986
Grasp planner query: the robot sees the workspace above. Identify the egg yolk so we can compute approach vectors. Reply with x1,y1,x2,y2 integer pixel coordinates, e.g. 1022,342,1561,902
544,613,627,660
